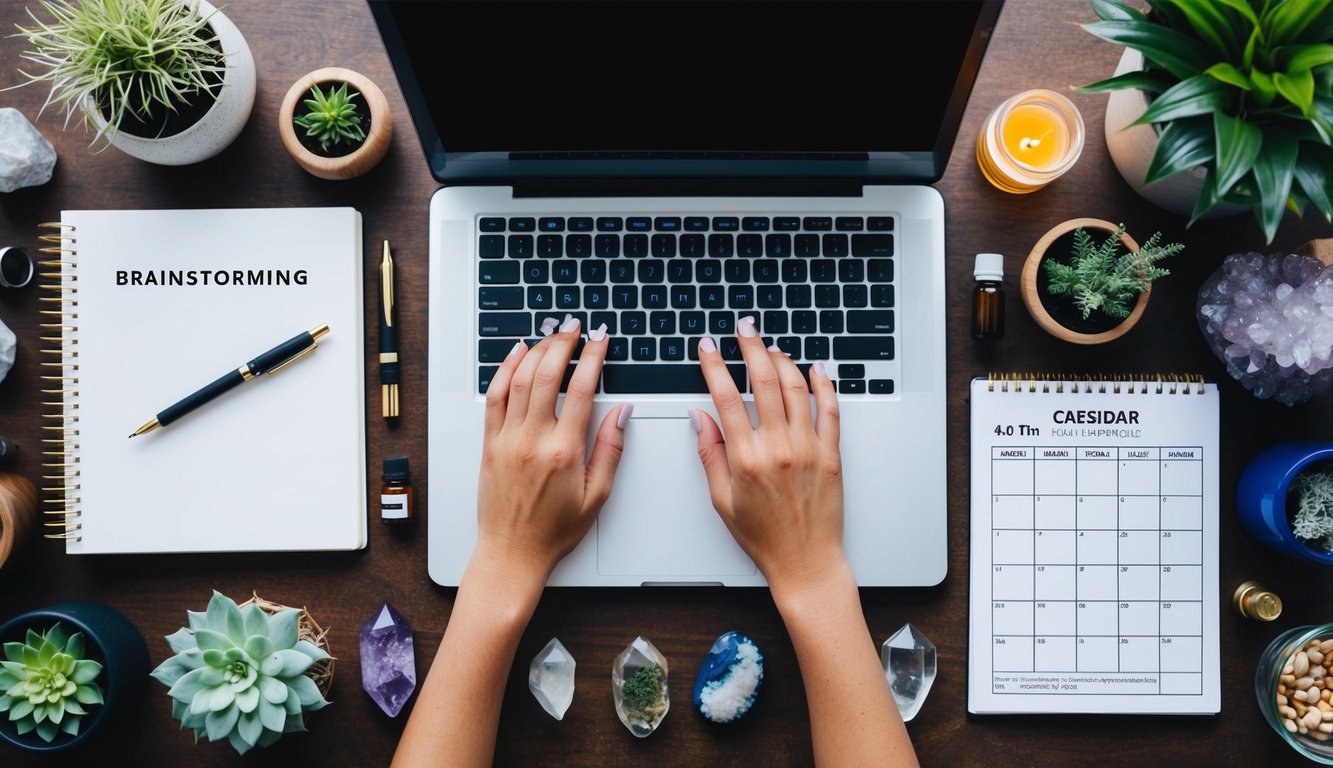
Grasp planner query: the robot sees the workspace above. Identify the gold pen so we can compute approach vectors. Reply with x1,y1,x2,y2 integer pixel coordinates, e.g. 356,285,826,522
379,240,400,418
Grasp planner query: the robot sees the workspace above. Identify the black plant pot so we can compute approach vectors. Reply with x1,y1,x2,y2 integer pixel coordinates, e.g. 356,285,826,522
0,601,148,753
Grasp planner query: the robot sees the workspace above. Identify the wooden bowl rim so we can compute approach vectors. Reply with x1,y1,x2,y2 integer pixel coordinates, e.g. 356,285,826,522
278,67,392,178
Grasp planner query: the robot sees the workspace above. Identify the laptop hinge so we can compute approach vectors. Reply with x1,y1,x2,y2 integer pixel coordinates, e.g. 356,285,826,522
508,178,868,199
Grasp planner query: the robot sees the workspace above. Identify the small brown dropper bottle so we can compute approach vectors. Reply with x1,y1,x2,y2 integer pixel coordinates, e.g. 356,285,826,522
971,252,1005,340
380,457,414,524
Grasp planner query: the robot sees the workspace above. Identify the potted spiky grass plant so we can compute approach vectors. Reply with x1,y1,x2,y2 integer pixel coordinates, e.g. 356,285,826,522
9,0,256,165
279,66,393,180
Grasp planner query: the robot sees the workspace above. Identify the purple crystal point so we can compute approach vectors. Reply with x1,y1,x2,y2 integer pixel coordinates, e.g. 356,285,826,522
359,601,417,717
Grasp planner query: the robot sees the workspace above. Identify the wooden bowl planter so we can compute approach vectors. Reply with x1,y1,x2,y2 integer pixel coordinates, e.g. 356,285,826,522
279,67,392,180
1021,217,1146,345
0,473,38,573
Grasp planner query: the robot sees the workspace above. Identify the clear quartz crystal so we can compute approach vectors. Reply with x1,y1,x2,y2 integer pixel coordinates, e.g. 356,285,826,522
881,623,936,722
528,638,576,720
612,636,669,737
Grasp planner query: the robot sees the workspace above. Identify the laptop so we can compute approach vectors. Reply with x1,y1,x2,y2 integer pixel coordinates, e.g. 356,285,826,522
369,0,1003,587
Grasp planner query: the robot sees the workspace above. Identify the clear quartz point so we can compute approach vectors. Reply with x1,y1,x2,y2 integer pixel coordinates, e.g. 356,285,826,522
881,623,936,722
612,636,669,737
528,637,576,720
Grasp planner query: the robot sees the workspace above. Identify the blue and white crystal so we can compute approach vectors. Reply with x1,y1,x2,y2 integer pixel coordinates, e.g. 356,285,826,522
692,631,763,724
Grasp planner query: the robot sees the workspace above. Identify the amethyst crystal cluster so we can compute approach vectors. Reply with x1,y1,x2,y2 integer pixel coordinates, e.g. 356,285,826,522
1197,252,1333,405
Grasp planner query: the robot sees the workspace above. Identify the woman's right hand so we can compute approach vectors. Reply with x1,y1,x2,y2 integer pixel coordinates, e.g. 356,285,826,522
690,315,848,596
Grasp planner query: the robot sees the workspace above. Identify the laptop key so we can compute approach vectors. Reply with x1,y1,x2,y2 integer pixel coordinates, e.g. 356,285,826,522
623,234,648,258
479,339,518,362
811,260,837,282
803,216,832,231
869,378,895,394
566,234,592,258
833,336,894,360
871,285,895,307
782,260,808,283
509,217,536,232
737,234,763,257
696,260,723,283
627,217,651,232
650,311,675,334
839,260,864,282
700,285,725,309
868,258,894,282
556,287,579,309
479,234,505,259
568,217,594,232
720,338,743,360
581,260,607,283
757,285,783,308
590,311,617,334
523,261,549,283
584,285,609,309
631,337,656,360
538,217,565,232
868,217,894,231
776,336,801,357
708,234,734,258
596,217,623,232
601,363,746,394
823,233,849,257
660,337,686,361
680,234,706,258
754,259,779,282
835,216,864,231
478,312,531,336
838,364,865,378
680,311,706,334
641,286,668,309
713,217,739,231
847,310,894,333
742,217,770,231
667,260,693,283
725,260,750,282
622,311,647,334
815,285,840,308
479,261,520,284
764,310,789,332
527,286,552,309
804,336,830,359
609,260,635,283
709,311,736,335
773,217,800,231
765,234,791,258
479,287,523,310
794,234,820,257
843,285,868,307
654,217,682,231
672,285,697,309
839,379,867,394
685,216,710,231
478,366,499,393
553,260,578,283
819,310,844,333
508,234,534,259
651,234,676,258
595,234,620,258
606,337,629,361
786,285,812,308
852,234,894,257
612,286,637,309
480,217,505,232
638,259,665,283
729,285,754,309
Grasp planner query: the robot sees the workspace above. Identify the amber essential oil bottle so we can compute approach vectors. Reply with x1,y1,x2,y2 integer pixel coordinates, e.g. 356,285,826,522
971,252,1005,340
380,456,414,523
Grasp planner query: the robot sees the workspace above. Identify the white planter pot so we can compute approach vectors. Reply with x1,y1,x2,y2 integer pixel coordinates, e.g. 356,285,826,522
99,0,256,165
1104,48,1247,219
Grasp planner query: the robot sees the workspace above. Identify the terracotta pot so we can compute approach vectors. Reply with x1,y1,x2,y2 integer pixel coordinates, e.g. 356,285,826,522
279,67,393,180
1021,217,1147,345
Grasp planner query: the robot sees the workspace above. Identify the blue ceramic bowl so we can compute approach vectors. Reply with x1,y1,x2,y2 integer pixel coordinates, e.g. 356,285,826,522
1236,441,1333,564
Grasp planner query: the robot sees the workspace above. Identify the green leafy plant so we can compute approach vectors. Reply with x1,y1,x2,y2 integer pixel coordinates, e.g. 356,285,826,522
292,81,366,154
621,666,666,723
1080,0,1333,243
1292,469,1333,552
0,623,104,743
11,0,226,145
1044,224,1182,320
149,591,330,755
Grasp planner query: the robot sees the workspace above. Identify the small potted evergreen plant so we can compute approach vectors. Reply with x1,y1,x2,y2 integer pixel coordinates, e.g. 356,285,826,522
0,601,148,753
278,66,393,180
1021,217,1183,345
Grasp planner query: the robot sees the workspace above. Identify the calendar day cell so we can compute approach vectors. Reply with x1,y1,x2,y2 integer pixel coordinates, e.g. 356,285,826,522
1033,600,1076,634
1076,495,1118,529
992,600,1035,635
1160,673,1203,695
1033,495,1075,529
992,635,1034,672
1118,601,1160,636
1034,636,1077,672
1116,459,1161,495
1033,457,1076,495
1117,495,1160,530
1118,564,1160,601
1160,456,1203,496
1076,457,1119,494
1076,530,1118,564
1159,635,1203,673
992,461,1035,495
1160,529,1202,564
1119,635,1161,672
1160,600,1202,636
992,565,1035,601
1077,598,1118,633
992,495,1034,529
1077,636,1119,671
1118,529,1160,565
1160,496,1203,530
1077,567,1119,603
993,529,1034,564
1034,566,1076,601
1034,529,1076,564
1160,565,1202,601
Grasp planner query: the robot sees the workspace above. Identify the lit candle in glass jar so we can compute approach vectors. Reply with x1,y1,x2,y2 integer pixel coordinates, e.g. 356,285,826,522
977,89,1084,194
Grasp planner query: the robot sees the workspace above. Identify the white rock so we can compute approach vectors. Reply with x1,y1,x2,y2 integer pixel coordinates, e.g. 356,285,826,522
0,108,57,193
0,315,14,384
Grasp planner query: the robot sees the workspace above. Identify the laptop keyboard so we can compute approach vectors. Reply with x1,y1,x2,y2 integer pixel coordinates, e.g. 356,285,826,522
475,214,897,396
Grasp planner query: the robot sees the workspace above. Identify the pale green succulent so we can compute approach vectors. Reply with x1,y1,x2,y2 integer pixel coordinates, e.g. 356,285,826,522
149,591,330,755
0,623,104,743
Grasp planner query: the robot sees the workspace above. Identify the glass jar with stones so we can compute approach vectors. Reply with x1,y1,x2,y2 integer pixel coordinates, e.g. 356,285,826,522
1257,622,1333,762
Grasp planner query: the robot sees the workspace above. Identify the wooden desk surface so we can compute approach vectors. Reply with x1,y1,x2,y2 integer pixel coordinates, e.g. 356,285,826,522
1,1,1331,765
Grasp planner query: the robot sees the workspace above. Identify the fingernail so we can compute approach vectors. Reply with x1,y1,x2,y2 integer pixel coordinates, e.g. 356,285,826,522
812,361,828,379
767,343,781,353
698,336,716,354
560,313,579,333
539,316,559,337
588,322,608,341
688,408,702,434
617,403,635,429
738,315,757,338
507,341,525,359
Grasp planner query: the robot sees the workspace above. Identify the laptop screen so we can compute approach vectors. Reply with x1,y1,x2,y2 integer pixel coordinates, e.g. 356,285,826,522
371,0,1003,183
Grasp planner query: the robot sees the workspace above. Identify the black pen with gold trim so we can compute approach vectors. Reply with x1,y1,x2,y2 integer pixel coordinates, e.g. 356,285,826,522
129,325,331,437
379,240,400,418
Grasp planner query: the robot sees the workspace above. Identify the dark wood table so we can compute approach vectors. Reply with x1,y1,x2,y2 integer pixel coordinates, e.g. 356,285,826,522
2,1,1331,765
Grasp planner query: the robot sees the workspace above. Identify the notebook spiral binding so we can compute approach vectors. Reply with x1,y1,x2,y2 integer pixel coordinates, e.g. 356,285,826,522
37,222,81,542
986,372,1207,396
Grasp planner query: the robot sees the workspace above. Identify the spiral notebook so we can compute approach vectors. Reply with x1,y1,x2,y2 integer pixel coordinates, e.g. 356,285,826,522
967,374,1220,715
37,208,367,553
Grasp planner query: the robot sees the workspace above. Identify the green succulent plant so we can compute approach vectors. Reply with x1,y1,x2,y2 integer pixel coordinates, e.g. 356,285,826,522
1080,0,1333,243
149,591,330,755
0,623,104,743
292,81,367,154
1044,224,1183,320
11,0,227,146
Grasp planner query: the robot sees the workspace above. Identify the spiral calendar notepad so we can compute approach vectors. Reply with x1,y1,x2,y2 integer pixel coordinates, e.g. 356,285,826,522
967,374,1220,715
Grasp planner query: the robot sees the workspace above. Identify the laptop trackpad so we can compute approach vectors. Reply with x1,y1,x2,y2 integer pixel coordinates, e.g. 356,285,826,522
596,415,756,578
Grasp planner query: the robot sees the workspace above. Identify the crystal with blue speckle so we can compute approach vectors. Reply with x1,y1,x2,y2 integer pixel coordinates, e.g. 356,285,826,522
693,631,764,724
